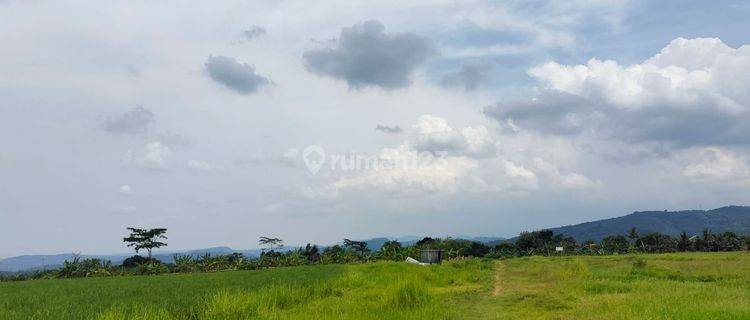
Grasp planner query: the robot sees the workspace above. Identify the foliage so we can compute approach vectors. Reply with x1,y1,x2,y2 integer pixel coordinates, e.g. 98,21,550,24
343,239,369,256
122,255,161,268
58,254,113,278
258,236,283,252
123,227,168,259
601,235,630,254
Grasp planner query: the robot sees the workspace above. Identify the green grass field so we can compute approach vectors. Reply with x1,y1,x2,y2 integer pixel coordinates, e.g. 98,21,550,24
1,253,749,319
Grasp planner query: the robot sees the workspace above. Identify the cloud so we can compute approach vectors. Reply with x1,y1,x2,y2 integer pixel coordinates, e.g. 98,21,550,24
102,106,154,134
682,148,750,183
303,115,597,201
533,158,600,190
304,145,480,200
205,55,271,95
187,160,214,171
440,61,492,91
241,25,266,40
123,141,169,170
485,38,750,148
235,148,299,166
303,20,435,89
411,115,495,158
375,125,403,134
118,185,132,194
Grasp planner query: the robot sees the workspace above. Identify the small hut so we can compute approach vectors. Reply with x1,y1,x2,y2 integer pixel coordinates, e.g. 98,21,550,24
420,249,443,264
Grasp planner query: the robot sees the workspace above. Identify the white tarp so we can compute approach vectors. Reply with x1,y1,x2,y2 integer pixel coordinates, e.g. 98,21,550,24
405,257,429,266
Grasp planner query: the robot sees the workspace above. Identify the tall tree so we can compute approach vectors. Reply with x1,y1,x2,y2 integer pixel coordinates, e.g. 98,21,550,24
123,227,167,259
627,227,639,243
343,239,369,256
677,232,692,252
258,236,284,252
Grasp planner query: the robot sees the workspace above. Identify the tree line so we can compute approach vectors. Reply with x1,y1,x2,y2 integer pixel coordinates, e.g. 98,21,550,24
2,226,749,281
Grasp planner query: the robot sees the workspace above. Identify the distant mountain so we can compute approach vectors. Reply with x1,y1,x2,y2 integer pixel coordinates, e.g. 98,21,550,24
0,246,266,273
531,206,750,242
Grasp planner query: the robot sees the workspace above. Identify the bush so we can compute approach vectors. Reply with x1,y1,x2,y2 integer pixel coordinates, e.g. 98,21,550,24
137,261,169,275
58,256,112,278
122,255,161,268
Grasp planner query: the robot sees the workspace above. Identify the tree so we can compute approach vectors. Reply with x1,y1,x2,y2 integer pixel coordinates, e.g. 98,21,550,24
700,228,715,251
378,240,403,261
466,241,490,257
258,236,284,252
637,232,677,253
343,239,369,256
491,242,516,258
627,227,639,243
123,227,167,259
715,232,742,251
677,232,692,252
601,235,629,254
299,243,320,262
516,230,555,255
415,237,437,247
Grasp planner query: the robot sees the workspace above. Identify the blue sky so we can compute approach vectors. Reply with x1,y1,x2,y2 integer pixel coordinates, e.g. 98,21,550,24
1,0,749,257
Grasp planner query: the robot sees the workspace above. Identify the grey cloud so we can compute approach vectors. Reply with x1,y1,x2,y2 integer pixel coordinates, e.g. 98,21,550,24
412,133,467,155
242,25,267,40
303,20,435,90
375,125,403,134
484,91,599,135
441,62,492,91
484,90,750,148
102,106,155,134
205,55,271,95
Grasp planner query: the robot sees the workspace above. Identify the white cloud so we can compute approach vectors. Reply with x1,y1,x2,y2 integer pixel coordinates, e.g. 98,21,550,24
118,185,132,194
411,115,496,157
487,38,750,148
123,141,169,170
236,148,300,167
682,148,750,183
307,145,479,199
303,115,599,201
533,158,600,190
187,160,214,171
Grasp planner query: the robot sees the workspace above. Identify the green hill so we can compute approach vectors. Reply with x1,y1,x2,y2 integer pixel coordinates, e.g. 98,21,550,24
546,205,750,242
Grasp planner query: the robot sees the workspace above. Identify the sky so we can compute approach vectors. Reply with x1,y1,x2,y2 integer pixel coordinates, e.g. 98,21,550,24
1,0,750,257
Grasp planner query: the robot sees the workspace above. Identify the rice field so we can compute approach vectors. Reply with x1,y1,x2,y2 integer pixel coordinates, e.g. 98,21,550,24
1,253,749,319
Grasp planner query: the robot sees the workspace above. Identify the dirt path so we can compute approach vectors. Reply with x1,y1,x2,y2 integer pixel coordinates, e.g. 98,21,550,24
492,261,505,296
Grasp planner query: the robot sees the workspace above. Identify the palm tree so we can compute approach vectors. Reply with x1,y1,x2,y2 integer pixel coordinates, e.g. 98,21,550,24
701,228,714,251
677,232,691,252
627,227,639,243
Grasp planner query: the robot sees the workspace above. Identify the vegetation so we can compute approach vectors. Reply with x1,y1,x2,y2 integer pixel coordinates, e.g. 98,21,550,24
0,258,494,319
2,253,750,319
2,226,750,282
123,227,168,259
465,253,750,319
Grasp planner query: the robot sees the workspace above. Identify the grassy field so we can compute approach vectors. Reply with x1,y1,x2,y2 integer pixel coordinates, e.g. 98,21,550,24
1,253,749,319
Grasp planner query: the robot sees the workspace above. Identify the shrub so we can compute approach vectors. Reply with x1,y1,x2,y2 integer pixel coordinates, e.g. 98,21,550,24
58,256,113,278
137,261,169,275
122,255,161,268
